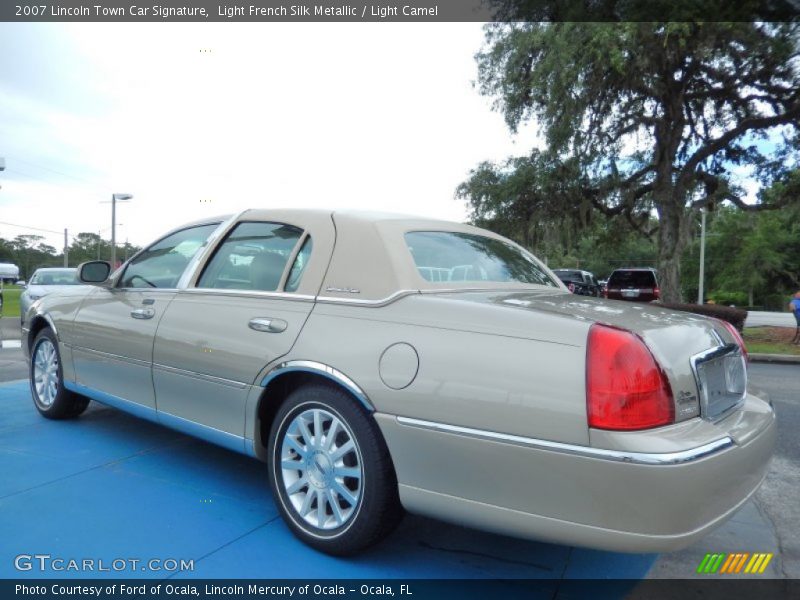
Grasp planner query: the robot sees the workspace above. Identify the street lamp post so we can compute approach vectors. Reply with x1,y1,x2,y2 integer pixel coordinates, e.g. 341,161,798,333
697,209,707,305
110,193,132,268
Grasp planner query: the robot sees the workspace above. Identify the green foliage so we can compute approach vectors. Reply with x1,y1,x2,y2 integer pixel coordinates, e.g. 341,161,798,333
463,16,800,301
0,232,141,279
456,150,591,250
0,287,21,317
708,291,749,307
681,204,800,308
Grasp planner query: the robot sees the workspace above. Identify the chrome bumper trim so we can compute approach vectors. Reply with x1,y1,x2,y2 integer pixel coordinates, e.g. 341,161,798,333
395,416,735,465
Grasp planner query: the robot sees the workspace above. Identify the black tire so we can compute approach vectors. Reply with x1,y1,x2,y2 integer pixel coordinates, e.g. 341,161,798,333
29,328,89,420
268,383,403,555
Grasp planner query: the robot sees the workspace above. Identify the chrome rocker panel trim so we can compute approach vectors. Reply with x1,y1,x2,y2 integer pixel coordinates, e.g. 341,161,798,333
396,416,735,466
64,381,254,457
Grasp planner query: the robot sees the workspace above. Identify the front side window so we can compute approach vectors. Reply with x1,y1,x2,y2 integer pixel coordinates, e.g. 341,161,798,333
197,222,303,292
120,224,218,289
405,231,557,287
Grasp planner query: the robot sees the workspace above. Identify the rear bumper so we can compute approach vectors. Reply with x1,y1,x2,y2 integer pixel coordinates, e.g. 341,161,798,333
377,393,776,552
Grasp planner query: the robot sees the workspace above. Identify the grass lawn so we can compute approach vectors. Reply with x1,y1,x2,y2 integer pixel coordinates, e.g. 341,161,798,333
1,285,21,318
743,326,800,356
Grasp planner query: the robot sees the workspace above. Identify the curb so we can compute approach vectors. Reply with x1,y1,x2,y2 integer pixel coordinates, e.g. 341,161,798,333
749,353,800,364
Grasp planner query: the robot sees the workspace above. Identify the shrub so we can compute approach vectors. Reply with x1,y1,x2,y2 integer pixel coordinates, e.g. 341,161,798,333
658,302,748,332
708,291,748,307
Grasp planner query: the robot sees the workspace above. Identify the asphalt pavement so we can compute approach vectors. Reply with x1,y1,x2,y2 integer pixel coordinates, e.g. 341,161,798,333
0,318,25,383
745,311,798,328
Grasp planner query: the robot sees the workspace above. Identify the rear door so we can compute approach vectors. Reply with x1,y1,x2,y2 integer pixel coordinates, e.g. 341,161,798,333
70,223,219,411
152,218,333,439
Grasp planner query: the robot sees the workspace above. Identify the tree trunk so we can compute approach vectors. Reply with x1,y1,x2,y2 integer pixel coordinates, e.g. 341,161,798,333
656,202,687,303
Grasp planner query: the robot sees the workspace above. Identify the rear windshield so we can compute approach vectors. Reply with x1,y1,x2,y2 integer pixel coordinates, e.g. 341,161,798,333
29,270,79,285
608,270,657,288
553,270,583,283
405,231,557,287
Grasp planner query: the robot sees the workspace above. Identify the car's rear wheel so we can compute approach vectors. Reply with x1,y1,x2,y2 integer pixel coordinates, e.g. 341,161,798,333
268,383,402,555
30,328,89,419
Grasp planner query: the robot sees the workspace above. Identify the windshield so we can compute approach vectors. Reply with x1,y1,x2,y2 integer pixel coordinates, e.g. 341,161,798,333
405,231,558,287
29,270,79,285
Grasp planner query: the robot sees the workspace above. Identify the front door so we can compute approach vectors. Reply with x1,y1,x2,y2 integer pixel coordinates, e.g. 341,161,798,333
71,223,220,412
152,221,319,438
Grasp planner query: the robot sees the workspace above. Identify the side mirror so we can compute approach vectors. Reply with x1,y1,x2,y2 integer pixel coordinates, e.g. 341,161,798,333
78,261,112,284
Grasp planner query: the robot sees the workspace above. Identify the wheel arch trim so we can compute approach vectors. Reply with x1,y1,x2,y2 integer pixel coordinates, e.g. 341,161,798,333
27,312,59,347
259,360,374,412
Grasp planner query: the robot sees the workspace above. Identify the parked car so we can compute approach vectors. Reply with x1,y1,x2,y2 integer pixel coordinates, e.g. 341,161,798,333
552,269,602,297
19,268,80,326
604,267,661,302
23,210,774,556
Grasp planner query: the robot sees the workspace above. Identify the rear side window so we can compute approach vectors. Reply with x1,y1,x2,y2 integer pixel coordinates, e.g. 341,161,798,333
608,270,657,288
405,231,557,286
285,236,313,293
197,222,303,292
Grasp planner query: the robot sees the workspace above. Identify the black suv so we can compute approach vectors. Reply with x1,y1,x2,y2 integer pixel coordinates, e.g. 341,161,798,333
604,268,660,302
552,269,602,297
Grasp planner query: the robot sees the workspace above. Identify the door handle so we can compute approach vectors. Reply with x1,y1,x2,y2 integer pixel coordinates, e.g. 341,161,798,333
131,308,155,320
248,317,288,333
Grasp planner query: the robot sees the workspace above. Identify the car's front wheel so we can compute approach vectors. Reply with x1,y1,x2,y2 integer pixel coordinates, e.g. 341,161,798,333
30,328,89,419
268,383,402,555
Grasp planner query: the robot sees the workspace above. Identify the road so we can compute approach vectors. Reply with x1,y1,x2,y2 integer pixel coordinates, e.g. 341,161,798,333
746,311,798,328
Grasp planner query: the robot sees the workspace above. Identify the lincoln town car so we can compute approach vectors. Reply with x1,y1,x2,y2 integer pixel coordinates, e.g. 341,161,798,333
23,209,775,555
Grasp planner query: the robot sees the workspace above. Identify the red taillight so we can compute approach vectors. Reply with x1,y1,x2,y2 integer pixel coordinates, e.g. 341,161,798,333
586,324,674,431
654,287,660,299
718,320,749,362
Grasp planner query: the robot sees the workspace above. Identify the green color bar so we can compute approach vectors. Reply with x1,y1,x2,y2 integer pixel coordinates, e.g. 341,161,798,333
709,554,726,573
697,553,713,574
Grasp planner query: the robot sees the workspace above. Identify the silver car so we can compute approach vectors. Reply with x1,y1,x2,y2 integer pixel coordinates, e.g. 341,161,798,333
19,268,80,326
23,210,775,556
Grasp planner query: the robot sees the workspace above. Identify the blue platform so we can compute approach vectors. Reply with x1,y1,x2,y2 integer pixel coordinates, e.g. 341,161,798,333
0,379,656,582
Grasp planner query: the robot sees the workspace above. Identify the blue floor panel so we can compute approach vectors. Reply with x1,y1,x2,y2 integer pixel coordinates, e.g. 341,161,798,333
0,379,657,580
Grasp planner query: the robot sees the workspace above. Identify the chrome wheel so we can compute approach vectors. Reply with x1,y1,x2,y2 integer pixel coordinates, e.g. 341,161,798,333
33,338,59,408
279,407,363,530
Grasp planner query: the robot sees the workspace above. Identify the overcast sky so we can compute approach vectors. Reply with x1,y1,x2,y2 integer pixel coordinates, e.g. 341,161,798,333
0,22,543,251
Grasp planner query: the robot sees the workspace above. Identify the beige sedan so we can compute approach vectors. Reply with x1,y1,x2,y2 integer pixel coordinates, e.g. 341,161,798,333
23,209,775,555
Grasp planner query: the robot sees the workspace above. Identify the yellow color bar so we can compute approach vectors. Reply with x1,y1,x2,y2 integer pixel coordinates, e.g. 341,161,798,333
758,554,774,574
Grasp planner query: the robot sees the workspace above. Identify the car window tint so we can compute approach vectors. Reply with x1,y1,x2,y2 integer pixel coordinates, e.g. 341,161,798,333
197,222,303,292
405,231,557,287
608,271,657,287
284,236,313,293
120,224,218,289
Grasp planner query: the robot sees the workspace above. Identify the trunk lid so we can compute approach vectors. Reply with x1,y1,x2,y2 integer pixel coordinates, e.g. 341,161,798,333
431,289,744,423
